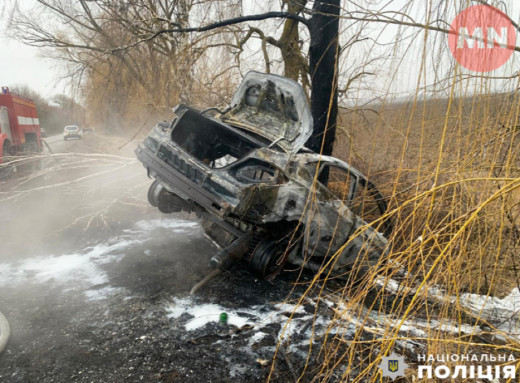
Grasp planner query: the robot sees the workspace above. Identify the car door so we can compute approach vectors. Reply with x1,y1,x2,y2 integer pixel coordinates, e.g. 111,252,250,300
338,178,390,268
303,161,389,272
303,162,359,260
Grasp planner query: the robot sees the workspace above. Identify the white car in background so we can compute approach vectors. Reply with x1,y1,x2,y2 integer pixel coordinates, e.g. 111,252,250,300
63,125,82,140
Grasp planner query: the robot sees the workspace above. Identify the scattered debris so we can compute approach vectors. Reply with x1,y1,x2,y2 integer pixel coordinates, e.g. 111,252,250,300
256,358,269,366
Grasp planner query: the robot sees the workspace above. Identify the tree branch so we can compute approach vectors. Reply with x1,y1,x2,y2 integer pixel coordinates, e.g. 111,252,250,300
341,11,520,52
111,11,309,52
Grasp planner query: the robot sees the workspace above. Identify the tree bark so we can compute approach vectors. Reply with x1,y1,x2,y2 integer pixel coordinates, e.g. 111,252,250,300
279,0,309,89
306,0,340,156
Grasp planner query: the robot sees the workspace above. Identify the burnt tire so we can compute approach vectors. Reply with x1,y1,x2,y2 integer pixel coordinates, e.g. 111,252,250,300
157,191,184,213
147,180,161,207
248,238,287,280
147,180,185,213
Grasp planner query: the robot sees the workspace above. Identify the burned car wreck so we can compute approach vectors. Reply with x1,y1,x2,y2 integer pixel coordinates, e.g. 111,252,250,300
136,71,391,282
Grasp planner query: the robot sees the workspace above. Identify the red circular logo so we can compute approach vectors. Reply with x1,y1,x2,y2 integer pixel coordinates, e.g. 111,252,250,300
449,5,516,72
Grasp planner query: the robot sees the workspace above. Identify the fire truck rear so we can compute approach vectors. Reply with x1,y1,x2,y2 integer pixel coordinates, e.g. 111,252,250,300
0,86,43,164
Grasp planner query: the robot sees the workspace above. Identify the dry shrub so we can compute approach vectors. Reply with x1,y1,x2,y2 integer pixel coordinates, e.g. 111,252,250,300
281,89,520,382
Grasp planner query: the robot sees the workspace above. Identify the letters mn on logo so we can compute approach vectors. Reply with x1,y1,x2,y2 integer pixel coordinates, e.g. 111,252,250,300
388,360,399,373
448,5,516,72
457,27,508,49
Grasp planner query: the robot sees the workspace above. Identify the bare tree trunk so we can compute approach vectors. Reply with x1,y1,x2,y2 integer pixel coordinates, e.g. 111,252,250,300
177,0,193,104
279,0,309,90
307,0,340,156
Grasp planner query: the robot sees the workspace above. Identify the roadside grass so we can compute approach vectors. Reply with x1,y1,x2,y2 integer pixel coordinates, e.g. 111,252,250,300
276,89,520,381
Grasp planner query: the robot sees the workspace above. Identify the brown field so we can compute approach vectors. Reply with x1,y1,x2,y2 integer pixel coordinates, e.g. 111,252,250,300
331,93,520,297
295,91,520,381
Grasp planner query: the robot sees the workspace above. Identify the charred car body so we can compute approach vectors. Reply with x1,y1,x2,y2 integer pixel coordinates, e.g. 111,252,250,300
136,71,391,280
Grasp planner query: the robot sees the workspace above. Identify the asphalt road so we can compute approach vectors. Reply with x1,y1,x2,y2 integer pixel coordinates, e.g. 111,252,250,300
43,133,64,145
0,133,336,383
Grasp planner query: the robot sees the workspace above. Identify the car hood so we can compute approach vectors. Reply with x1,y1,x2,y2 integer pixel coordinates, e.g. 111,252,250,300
223,71,313,153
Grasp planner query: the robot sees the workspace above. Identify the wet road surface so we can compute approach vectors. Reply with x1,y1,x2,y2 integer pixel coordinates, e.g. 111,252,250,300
0,133,338,383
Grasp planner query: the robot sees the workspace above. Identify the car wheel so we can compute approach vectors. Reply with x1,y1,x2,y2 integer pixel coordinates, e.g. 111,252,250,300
147,180,161,207
157,189,184,213
248,237,287,280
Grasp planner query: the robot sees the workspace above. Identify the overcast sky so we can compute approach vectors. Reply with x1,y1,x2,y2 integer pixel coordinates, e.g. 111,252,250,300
1,1,520,102
0,0,68,98
0,35,67,97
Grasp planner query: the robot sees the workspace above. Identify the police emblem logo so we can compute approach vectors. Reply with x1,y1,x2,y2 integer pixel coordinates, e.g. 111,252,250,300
378,353,409,380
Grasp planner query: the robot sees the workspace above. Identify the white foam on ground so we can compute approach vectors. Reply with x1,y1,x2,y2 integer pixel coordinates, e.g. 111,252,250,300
0,240,134,288
0,218,200,301
134,218,199,232
373,274,520,340
166,298,255,330
458,288,520,320
334,297,482,342
456,288,520,338
166,297,338,347
251,331,268,343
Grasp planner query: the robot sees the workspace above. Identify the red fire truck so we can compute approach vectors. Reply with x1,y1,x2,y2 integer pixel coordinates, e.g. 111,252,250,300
0,86,43,164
